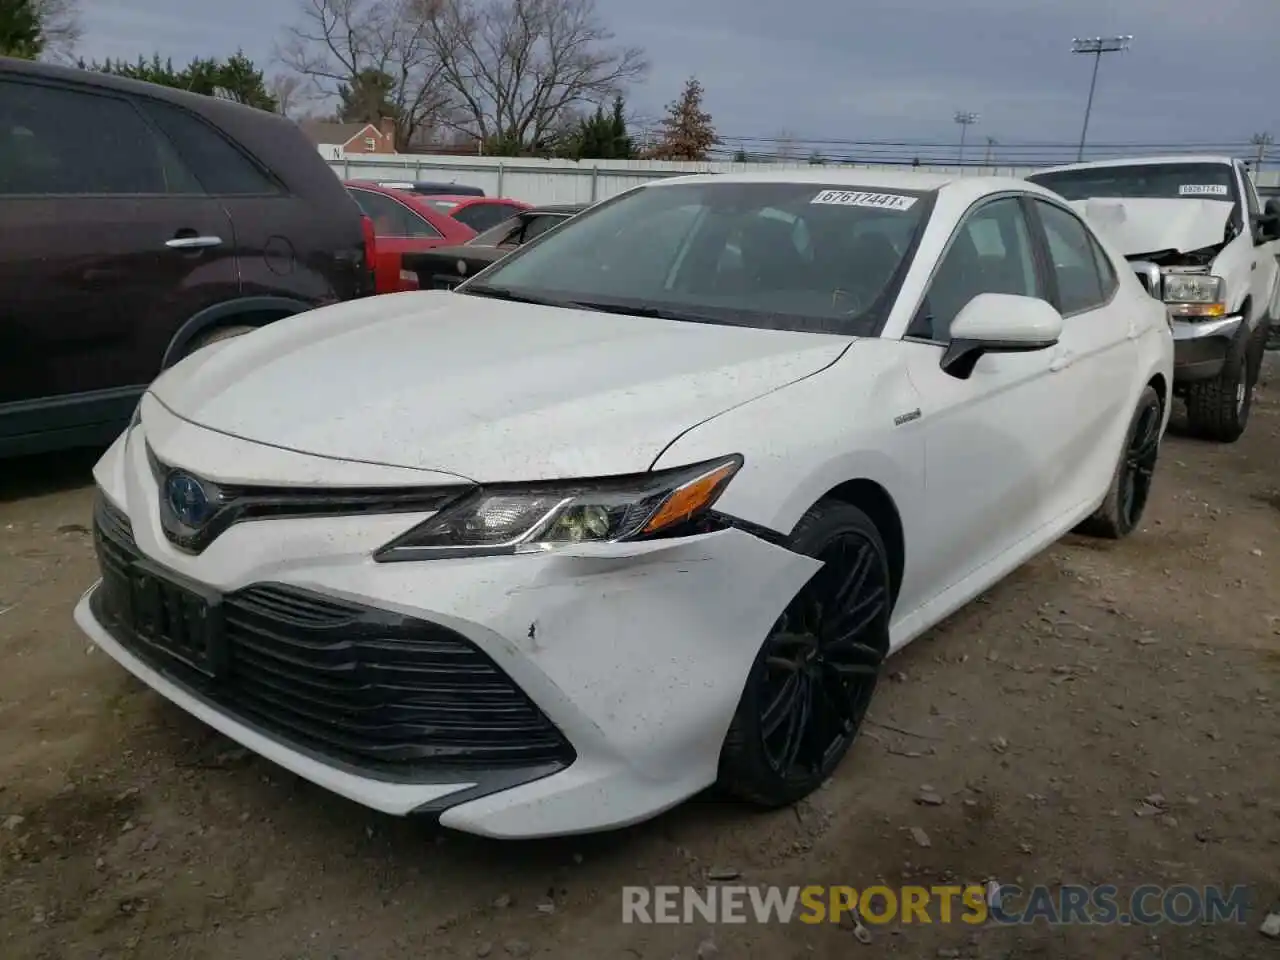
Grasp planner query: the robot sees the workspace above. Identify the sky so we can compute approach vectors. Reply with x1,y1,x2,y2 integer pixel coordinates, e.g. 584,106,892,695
78,0,1280,166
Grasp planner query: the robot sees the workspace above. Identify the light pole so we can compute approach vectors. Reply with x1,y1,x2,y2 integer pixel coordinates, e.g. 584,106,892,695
1071,35,1132,161
984,136,998,166
954,111,979,164
1251,133,1274,172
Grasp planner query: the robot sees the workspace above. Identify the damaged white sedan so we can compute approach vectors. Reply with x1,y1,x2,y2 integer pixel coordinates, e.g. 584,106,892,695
75,170,1173,839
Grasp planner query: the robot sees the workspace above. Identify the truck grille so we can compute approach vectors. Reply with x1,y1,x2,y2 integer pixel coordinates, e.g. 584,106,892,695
90,493,575,779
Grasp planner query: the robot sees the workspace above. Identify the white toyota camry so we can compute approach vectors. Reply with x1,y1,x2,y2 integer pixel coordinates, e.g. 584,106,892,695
75,170,1173,839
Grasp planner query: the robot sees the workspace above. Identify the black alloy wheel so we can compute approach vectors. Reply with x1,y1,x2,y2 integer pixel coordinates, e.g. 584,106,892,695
718,501,890,807
1119,395,1162,530
1076,384,1163,540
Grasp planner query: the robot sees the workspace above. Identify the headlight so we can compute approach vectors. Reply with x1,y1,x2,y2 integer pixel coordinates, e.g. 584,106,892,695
374,455,743,562
1162,274,1227,317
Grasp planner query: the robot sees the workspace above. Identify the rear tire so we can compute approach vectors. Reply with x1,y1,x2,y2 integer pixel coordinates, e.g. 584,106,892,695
1076,384,1162,540
717,500,890,808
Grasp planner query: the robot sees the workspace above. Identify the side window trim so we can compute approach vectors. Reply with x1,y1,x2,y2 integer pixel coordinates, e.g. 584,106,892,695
901,191,1045,346
1025,198,1118,318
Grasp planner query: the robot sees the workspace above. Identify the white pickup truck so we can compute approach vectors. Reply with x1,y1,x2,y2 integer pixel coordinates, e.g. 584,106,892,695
1027,156,1280,442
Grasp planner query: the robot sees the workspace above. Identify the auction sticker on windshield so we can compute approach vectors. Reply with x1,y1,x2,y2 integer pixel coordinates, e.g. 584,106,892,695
1178,184,1229,197
811,190,918,211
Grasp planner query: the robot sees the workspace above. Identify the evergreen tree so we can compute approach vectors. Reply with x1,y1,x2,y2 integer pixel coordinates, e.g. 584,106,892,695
0,0,43,59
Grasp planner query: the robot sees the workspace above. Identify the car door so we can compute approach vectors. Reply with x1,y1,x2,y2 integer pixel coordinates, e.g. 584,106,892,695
135,99,343,306
1027,198,1140,509
0,76,237,445
898,195,1075,603
1237,162,1280,319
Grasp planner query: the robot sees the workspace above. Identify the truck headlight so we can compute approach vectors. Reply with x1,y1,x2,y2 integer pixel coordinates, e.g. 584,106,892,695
1162,275,1227,318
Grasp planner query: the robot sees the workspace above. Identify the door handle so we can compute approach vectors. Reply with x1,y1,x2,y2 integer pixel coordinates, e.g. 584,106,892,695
166,235,222,250
1049,352,1074,372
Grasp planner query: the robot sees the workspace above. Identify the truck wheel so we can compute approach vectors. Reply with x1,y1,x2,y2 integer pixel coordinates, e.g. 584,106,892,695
1076,385,1162,540
1184,332,1262,443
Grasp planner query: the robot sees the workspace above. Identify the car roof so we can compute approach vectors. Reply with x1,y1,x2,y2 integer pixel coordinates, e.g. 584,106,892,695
650,168,957,192
641,168,1051,206
1029,155,1237,177
0,55,280,126
424,195,523,205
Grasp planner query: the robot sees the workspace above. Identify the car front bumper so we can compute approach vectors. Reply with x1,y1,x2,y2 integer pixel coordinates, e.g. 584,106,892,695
1170,315,1243,381
74,421,819,839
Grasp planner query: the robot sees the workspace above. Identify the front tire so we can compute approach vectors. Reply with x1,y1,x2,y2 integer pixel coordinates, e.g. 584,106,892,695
717,500,890,807
1184,329,1263,443
1076,384,1163,539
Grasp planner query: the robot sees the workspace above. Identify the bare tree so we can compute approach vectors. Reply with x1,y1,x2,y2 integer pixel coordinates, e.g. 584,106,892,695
276,0,452,148
424,0,648,150
33,0,80,61
268,74,306,116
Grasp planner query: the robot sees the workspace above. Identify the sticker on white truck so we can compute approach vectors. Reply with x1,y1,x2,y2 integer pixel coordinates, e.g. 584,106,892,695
1178,184,1229,197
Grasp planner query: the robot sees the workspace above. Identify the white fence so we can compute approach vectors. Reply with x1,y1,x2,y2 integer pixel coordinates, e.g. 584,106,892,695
325,151,1280,205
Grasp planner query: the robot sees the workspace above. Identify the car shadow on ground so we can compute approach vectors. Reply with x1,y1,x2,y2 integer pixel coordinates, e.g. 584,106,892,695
0,447,105,504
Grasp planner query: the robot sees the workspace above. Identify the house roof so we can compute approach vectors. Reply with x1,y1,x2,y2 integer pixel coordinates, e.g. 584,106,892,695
298,120,378,146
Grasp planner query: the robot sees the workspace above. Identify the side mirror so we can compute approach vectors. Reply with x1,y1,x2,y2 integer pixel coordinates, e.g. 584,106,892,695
940,293,1064,380
1252,202,1280,243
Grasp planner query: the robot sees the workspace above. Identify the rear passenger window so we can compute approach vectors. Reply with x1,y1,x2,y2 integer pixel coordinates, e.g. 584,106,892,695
1035,201,1107,314
137,100,279,196
349,189,442,238
0,79,169,195
452,202,523,233
1090,235,1118,299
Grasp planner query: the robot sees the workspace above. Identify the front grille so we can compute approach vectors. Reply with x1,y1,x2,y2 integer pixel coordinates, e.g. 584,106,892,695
90,494,575,778
146,444,475,554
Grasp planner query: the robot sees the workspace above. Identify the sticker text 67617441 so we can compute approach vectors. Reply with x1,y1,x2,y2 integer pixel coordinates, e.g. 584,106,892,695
810,190,918,212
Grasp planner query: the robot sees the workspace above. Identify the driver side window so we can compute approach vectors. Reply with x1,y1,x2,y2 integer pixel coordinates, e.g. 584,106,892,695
908,197,1040,342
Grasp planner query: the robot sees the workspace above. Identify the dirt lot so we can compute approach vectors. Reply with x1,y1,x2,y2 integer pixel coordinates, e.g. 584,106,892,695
2,366,1279,960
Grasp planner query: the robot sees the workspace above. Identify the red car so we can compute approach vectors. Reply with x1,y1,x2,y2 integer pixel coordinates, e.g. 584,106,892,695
343,181,477,293
416,194,532,233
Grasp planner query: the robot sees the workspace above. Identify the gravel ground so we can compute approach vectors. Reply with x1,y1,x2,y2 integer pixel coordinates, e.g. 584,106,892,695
2,360,1278,960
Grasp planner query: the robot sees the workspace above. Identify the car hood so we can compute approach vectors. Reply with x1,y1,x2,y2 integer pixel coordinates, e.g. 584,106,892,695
1067,197,1234,257
150,291,851,481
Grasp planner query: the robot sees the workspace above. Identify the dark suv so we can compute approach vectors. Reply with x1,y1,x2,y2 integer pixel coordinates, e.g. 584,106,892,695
0,57,375,457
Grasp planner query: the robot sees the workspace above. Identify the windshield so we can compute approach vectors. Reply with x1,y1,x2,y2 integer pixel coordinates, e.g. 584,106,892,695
423,198,461,214
468,215,523,246
464,181,931,335
1027,163,1237,202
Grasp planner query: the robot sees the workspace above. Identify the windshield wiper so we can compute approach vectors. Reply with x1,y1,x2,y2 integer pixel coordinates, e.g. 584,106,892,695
460,284,600,311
